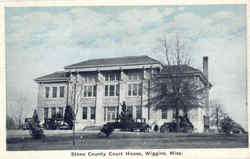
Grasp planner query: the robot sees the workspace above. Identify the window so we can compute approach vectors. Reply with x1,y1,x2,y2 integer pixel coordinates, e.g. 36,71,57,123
82,107,88,120
84,86,87,97
138,83,142,96
52,87,57,98
104,85,119,96
136,106,142,119
127,106,133,118
116,84,120,96
83,85,96,97
128,72,142,81
133,84,138,96
128,84,132,96
51,107,56,118
44,108,48,119
104,72,120,81
87,86,92,97
162,110,167,119
59,86,65,98
45,87,50,98
105,85,109,96
104,107,117,121
90,107,96,120
58,107,64,118
109,85,115,96
93,85,97,97
128,83,142,96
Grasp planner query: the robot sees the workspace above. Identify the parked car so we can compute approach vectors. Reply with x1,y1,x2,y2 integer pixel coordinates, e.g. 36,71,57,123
58,122,72,130
23,118,33,130
160,115,193,133
100,118,150,137
160,122,177,133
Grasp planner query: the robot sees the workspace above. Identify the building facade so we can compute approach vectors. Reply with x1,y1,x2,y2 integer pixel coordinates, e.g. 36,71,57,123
35,56,211,133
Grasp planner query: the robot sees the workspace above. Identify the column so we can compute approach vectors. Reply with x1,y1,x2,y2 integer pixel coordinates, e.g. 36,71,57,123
119,69,127,114
95,71,104,125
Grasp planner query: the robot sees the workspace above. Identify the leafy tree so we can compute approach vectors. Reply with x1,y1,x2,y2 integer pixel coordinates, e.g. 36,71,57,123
150,35,209,132
64,105,74,129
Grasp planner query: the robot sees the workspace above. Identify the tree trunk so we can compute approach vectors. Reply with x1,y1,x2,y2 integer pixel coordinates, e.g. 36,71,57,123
175,106,180,132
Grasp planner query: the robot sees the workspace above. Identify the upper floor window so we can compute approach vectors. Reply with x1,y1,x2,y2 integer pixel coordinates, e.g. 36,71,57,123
59,86,65,98
127,72,143,81
128,83,142,96
105,84,119,96
52,87,57,98
83,85,96,97
104,72,120,81
83,74,97,83
45,87,50,98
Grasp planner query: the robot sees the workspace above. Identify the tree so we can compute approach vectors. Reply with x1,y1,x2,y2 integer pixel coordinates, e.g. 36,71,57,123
29,109,44,139
6,115,17,129
209,100,227,131
32,109,40,124
210,100,247,134
7,92,28,129
68,73,84,145
150,34,206,132
64,105,74,129
119,101,134,130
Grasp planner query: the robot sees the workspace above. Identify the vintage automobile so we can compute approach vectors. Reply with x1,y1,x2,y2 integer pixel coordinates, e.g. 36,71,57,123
160,116,193,133
23,118,33,130
43,118,72,130
100,118,150,137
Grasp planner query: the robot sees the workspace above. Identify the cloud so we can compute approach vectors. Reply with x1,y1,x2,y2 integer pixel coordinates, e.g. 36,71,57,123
5,6,247,129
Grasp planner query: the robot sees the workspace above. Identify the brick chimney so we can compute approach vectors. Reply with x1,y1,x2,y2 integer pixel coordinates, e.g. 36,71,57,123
203,56,208,79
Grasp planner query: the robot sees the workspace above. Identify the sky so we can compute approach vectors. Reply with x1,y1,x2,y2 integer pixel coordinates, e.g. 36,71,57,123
5,5,248,129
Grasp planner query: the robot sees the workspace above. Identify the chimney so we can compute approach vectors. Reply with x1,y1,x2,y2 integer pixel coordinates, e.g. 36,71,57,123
203,56,208,79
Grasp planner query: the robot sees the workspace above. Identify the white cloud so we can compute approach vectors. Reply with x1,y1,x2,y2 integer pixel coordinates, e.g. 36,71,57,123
6,6,247,129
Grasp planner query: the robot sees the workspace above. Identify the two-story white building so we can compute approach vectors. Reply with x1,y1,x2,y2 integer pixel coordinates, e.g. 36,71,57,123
35,55,211,132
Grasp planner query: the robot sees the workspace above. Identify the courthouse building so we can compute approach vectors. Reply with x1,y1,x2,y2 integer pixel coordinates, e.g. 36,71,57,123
35,55,211,132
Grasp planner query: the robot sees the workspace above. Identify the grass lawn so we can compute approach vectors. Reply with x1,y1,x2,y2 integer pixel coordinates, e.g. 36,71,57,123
6,130,248,150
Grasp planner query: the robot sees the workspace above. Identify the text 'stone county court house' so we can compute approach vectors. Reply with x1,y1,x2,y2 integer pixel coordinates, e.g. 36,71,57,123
35,56,211,133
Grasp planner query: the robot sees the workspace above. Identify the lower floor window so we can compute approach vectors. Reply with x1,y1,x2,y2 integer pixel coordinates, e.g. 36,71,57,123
58,107,64,118
104,106,118,121
90,107,96,120
136,106,142,119
51,107,56,118
82,107,88,120
127,106,133,118
162,110,168,119
44,108,48,119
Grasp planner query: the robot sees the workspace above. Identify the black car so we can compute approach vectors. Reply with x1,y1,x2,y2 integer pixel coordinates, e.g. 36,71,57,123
23,118,33,130
160,116,193,133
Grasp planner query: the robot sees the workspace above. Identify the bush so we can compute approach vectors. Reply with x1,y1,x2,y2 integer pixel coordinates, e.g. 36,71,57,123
220,116,234,134
29,110,44,139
